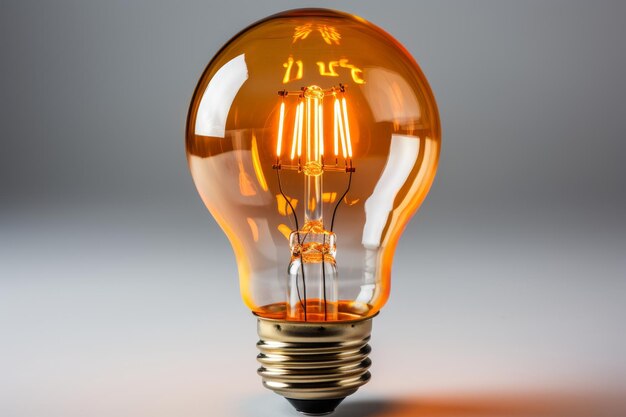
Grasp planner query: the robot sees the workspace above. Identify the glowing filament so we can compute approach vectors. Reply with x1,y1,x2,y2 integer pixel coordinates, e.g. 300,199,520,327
318,101,324,157
333,102,339,157
297,101,304,158
341,97,353,158
276,101,285,157
334,99,348,159
306,97,311,160
290,103,301,160
313,98,320,160
281,87,351,166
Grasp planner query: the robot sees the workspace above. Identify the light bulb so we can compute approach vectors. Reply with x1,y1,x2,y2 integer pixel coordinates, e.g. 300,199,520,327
186,8,440,415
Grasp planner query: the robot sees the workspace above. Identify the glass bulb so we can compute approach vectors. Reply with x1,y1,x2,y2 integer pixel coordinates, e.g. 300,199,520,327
185,8,440,414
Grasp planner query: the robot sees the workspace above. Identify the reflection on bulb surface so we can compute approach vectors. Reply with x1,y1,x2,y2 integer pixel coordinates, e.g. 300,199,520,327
186,8,440,414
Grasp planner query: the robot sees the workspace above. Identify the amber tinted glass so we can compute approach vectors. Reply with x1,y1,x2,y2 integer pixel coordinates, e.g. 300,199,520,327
186,9,440,321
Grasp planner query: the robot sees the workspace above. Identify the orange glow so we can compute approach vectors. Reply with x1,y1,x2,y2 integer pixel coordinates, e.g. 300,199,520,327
251,135,268,191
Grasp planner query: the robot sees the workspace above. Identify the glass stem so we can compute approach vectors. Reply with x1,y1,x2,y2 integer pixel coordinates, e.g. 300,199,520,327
304,173,323,225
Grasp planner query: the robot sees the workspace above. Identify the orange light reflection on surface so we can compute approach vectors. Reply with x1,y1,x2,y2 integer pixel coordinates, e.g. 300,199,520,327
317,61,339,77
292,23,341,45
292,23,313,43
277,224,292,240
282,56,303,84
322,192,337,203
276,194,298,216
246,217,259,242
251,135,268,191
237,160,256,196
318,25,341,45
285,56,364,85
316,59,365,84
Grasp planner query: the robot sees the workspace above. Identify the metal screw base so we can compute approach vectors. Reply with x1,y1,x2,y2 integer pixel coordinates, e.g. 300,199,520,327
256,315,373,414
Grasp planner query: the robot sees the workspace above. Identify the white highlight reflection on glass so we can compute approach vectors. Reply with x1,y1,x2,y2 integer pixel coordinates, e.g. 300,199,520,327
357,134,420,305
195,54,248,137
362,134,420,249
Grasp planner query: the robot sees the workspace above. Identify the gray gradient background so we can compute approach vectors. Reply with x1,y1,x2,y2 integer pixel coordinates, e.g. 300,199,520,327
1,1,625,416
